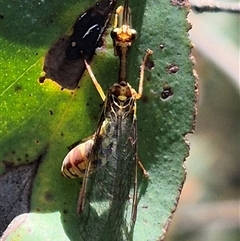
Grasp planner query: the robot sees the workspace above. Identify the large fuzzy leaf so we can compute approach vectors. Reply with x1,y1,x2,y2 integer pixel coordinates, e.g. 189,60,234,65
0,0,195,240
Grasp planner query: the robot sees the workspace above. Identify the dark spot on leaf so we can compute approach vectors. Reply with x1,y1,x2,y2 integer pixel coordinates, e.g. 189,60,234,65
40,0,116,89
61,132,64,136
166,64,179,74
35,140,39,144
49,110,53,115
0,15,4,19
63,209,68,214
86,102,90,106
35,52,38,55
44,191,53,201
161,86,173,100
146,76,151,82
14,84,22,92
17,157,21,162
2,161,14,171
38,76,45,83
159,44,164,50
12,151,15,154
141,95,149,103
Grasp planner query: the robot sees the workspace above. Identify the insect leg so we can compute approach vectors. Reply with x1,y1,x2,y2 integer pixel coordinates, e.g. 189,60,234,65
84,59,106,101
132,150,138,222
77,156,92,214
137,157,149,178
132,103,149,178
136,49,153,99
131,116,138,222
131,129,148,222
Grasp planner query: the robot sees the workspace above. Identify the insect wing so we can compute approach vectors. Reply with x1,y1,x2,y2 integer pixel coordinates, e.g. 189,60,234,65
79,93,137,241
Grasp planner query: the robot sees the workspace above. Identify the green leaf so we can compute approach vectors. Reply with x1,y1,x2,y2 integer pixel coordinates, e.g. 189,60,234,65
0,0,196,240
1,213,70,241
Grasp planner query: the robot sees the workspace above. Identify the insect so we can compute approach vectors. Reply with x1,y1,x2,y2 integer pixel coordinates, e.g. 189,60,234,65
61,0,139,179
61,1,152,240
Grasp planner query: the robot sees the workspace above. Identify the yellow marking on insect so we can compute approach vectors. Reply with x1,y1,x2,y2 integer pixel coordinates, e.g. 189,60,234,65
112,5,137,47
118,95,127,101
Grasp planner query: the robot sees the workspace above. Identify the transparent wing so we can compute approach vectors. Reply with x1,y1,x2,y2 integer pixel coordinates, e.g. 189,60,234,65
78,105,137,241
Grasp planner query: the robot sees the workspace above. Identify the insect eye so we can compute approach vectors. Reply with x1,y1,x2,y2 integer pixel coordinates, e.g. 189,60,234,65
131,29,137,41
111,29,118,39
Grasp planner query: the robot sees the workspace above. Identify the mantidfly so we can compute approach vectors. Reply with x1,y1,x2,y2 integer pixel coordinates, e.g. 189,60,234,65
61,0,139,179
61,0,153,240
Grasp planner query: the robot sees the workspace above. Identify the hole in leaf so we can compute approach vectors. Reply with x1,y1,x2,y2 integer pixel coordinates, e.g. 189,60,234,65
161,85,173,100
166,64,179,74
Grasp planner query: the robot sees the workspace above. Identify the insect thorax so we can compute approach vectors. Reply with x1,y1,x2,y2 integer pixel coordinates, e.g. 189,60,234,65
106,81,136,119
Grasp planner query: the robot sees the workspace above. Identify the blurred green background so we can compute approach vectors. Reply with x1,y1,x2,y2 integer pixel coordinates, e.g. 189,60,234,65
165,7,240,241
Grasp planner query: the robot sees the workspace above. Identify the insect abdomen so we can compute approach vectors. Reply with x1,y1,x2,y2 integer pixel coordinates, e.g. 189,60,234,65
61,138,94,178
